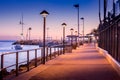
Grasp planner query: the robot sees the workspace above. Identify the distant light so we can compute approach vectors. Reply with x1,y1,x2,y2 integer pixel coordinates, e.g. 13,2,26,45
29,27,32,30
70,28,74,32
62,23,67,27
75,31,77,35
74,4,79,8
81,17,84,20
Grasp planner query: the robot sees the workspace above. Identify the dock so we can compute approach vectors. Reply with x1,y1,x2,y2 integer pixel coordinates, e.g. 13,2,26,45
12,43,120,80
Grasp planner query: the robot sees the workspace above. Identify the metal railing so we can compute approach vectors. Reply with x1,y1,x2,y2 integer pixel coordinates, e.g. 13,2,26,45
98,15,120,63
0,46,63,80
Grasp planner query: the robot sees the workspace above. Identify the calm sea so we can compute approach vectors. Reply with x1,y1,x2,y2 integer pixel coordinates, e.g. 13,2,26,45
0,40,57,71
0,40,39,54
0,40,40,71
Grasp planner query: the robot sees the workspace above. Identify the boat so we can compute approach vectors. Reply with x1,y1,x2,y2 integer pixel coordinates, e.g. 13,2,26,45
14,44,23,50
14,14,24,50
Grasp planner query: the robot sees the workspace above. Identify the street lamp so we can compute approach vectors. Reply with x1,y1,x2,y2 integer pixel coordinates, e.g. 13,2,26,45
81,17,84,44
28,27,32,41
75,31,78,46
62,23,67,54
70,28,74,46
74,4,80,46
40,10,49,64
75,31,77,35
47,27,49,41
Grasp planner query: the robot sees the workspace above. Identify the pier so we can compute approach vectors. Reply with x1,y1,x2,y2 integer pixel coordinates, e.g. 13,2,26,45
10,43,120,80
1,0,120,80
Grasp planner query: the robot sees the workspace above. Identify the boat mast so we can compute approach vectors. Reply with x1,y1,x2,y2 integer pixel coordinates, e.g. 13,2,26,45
22,13,23,36
20,13,24,40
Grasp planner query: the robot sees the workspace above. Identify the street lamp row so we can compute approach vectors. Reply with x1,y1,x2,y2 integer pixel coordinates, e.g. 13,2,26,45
74,4,85,45
40,4,85,64
40,10,67,64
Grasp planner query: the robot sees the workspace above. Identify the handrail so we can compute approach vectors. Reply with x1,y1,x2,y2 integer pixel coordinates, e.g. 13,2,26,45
98,15,120,65
0,46,64,80
99,15,120,33
1,48,41,55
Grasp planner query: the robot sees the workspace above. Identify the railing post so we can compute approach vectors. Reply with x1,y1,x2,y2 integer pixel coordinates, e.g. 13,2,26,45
54,47,56,58
46,47,48,61
1,54,4,80
16,52,18,76
27,50,29,71
50,47,52,60
41,48,45,64
35,49,37,67
1,54,4,69
60,47,62,54
63,47,64,54
58,47,59,56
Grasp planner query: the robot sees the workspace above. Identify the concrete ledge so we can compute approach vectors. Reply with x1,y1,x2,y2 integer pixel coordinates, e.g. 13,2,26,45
97,47,120,76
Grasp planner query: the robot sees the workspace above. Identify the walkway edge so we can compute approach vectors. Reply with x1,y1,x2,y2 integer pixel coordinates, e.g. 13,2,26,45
96,47,120,76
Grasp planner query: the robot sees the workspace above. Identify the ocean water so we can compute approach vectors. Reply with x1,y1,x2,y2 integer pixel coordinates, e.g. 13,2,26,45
0,40,39,54
0,41,15,54
0,40,40,71
0,40,60,72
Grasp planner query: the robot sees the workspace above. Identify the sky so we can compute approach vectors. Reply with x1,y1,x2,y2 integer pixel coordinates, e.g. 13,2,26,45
0,0,113,40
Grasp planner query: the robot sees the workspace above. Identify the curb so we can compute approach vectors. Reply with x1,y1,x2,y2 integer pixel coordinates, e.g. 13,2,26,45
96,47,120,76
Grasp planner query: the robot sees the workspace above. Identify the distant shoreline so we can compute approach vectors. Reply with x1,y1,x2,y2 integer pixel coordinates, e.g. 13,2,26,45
0,40,15,42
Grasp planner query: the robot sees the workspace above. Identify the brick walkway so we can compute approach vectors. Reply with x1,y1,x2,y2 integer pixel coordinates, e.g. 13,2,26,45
13,44,120,80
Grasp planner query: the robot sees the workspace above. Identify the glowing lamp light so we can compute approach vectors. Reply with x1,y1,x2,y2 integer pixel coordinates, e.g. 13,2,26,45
70,28,74,33
62,23,67,27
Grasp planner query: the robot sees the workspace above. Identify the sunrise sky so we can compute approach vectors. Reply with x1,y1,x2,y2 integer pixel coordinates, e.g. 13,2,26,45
0,0,113,40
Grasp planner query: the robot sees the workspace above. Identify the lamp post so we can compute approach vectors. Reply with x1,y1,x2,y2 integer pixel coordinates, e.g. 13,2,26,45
47,27,49,41
81,17,84,44
75,31,77,35
28,27,32,41
70,28,74,46
74,4,80,46
40,10,49,64
62,23,67,54
75,31,78,46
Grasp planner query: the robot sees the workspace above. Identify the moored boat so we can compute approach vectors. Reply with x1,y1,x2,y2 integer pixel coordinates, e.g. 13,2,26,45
14,44,23,50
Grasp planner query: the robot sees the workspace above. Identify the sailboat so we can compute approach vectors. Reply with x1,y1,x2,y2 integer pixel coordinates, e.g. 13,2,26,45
14,14,24,50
